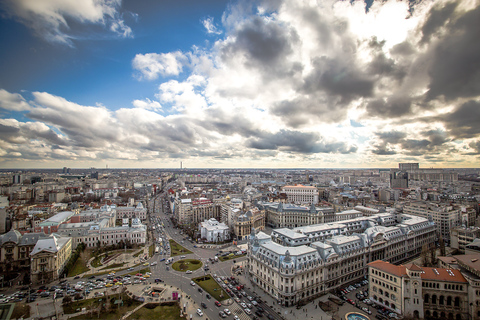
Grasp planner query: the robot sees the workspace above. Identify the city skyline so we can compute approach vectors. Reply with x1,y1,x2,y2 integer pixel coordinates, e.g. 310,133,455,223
0,0,479,169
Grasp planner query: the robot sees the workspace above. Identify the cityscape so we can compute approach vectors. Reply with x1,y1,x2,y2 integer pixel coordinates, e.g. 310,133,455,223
1,1,480,320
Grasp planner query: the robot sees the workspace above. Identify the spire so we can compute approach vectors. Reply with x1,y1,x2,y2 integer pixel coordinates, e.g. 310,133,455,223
277,202,283,213
284,250,291,262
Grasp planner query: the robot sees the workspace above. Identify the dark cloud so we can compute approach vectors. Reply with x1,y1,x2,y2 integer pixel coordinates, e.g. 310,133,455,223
426,5,480,100
220,16,297,68
390,41,416,57
468,140,480,154
365,96,412,118
372,128,452,157
246,129,357,154
302,57,374,103
420,1,459,43
439,100,480,139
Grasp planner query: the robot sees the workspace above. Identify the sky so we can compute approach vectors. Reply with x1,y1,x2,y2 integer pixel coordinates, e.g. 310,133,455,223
0,0,479,169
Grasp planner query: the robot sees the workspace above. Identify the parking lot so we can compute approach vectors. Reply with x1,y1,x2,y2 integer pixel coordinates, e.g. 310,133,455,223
333,280,400,320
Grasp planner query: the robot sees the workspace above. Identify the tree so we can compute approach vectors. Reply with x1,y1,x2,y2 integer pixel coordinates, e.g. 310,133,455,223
429,246,437,266
421,244,429,267
439,237,446,256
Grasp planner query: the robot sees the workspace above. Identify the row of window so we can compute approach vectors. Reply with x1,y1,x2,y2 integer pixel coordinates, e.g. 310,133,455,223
372,269,398,283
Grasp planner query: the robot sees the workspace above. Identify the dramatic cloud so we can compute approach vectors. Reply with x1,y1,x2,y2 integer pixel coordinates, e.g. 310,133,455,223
0,0,132,45
2,0,480,168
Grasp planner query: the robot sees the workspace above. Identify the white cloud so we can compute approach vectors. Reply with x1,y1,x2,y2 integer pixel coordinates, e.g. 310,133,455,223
132,51,189,81
132,98,162,111
0,89,30,111
1,0,132,45
202,17,222,34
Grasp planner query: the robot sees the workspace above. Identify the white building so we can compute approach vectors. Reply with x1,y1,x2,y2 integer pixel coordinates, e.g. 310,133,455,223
247,213,436,307
199,218,230,243
116,202,147,221
282,185,319,204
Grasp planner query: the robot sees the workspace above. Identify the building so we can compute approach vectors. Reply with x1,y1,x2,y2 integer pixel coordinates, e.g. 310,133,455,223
34,210,78,234
0,229,49,273
402,201,462,241
397,163,458,182
232,207,265,240
116,202,147,221
282,185,318,204
390,170,409,189
247,213,436,307
368,260,471,320
199,218,230,243
258,202,334,228
334,209,363,222
30,234,72,284
174,197,221,226
450,226,480,253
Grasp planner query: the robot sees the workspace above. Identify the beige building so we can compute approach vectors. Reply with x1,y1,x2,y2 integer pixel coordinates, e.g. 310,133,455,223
174,197,221,226
368,260,470,320
233,207,265,240
282,185,318,204
450,226,480,253
30,234,72,284
0,229,49,273
258,202,334,228
402,201,462,241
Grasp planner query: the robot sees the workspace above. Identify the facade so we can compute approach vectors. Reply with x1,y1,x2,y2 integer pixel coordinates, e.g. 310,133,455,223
402,201,462,241
258,202,334,228
116,203,147,221
174,197,221,226
199,218,230,242
34,210,78,234
247,213,436,307
232,207,265,240
30,234,72,284
390,171,409,189
0,229,49,272
450,226,480,253
334,209,363,222
282,185,318,204
368,260,471,320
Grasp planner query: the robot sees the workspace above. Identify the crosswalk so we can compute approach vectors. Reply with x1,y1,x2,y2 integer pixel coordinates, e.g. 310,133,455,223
228,302,252,320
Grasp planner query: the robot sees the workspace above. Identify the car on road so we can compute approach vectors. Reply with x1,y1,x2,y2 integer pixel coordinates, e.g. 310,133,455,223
201,302,207,309
127,267,134,271
251,300,258,306
219,311,227,318
143,262,149,266
240,302,247,308
196,309,203,316
215,301,222,307
198,288,203,293
255,310,264,317
244,308,252,315
186,270,192,274
206,294,211,299
224,309,231,315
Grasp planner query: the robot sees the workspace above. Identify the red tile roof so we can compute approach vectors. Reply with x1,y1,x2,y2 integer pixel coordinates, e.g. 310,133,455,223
368,260,407,277
420,267,467,283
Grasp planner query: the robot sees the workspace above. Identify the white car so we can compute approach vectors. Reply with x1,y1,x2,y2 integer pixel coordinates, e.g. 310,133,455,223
196,309,203,316
240,302,247,309
234,316,240,320
224,309,231,315
244,308,252,315
190,281,196,286
251,300,258,306
186,270,192,274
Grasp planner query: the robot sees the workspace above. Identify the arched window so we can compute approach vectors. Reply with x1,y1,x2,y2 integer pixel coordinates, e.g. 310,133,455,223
455,314,462,320
432,295,437,304
454,297,460,307
440,295,444,305
447,296,452,306
433,311,438,318
424,294,430,303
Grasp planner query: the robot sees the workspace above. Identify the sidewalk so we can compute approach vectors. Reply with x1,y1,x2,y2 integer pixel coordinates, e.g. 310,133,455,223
232,260,333,320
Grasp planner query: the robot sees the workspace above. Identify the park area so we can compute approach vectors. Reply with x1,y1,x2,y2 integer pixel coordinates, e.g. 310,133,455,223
130,302,183,320
171,259,202,272
193,274,229,301
168,239,192,256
